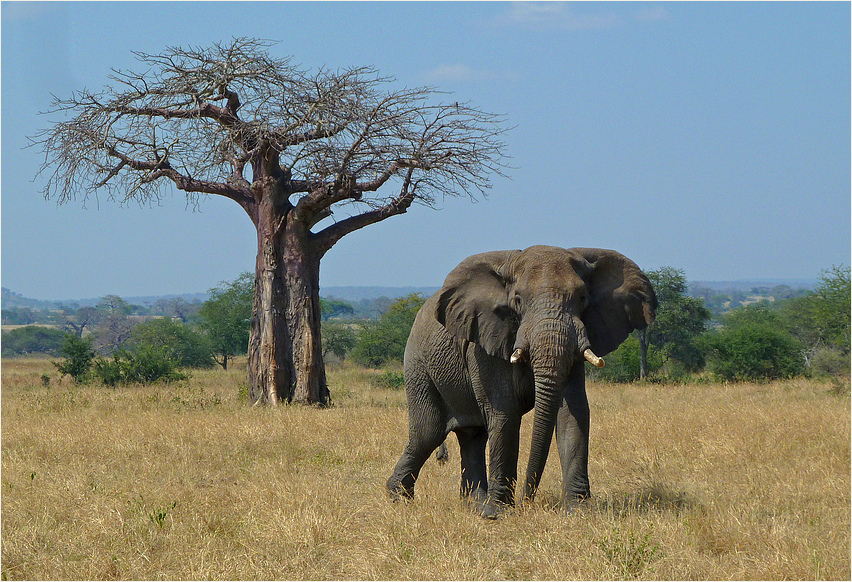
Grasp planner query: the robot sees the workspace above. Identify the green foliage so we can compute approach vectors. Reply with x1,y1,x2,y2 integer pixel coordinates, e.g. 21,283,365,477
321,322,357,360
2,326,68,357
644,267,711,373
596,524,661,579
780,265,850,360
130,318,214,368
198,273,253,369
593,335,663,383
91,345,188,386
370,370,405,390
809,346,850,379
351,294,425,367
810,265,849,352
320,298,355,320
702,305,805,381
53,335,97,382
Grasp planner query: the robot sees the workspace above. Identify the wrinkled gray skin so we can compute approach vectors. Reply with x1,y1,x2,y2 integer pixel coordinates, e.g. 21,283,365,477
386,246,657,518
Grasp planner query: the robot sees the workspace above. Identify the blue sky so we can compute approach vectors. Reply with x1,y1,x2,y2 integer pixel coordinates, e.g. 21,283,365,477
2,1,849,301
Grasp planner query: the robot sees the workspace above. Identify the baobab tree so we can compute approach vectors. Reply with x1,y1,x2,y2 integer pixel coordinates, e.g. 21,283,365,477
33,38,509,405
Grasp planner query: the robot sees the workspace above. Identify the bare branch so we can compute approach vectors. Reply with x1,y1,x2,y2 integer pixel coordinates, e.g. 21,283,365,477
31,37,510,228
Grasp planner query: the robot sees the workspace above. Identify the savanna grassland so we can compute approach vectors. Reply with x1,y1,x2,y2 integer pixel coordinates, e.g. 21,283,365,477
2,357,849,580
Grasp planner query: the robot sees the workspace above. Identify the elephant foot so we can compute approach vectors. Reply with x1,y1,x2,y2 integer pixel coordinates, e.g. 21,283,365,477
480,499,514,520
466,490,512,520
386,477,414,502
562,491,592,515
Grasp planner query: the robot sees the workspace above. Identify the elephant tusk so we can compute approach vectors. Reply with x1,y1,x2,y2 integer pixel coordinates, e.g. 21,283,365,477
583,348,605,368
510,348,527,364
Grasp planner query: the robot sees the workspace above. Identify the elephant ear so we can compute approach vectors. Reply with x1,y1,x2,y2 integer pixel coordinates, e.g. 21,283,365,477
573,248,658,356
435,250,522,360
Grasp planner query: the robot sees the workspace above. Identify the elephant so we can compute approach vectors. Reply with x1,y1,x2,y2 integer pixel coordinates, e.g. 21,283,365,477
386,245,657,518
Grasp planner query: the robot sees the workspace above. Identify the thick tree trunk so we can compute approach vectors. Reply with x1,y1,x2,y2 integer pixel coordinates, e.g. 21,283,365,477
246,200,329,406
247,205,290,405
282,231,328,405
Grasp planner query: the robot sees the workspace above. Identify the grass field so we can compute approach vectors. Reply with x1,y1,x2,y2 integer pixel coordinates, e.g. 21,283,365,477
2,357,849,580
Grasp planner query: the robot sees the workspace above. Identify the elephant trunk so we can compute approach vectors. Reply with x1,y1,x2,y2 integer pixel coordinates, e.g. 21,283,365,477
521,319,574,501
523,371,563,501
521,312,597,502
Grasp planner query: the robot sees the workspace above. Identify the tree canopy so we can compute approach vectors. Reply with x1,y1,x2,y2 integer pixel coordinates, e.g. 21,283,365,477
34,38,509,227
197,273,253,370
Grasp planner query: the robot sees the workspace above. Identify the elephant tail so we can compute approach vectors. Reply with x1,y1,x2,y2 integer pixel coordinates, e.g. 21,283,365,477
435,442,449,465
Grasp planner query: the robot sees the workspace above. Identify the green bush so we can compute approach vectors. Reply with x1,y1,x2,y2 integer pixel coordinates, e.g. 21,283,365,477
53,335,96,382
352,294,425,367
2,326,68,356
130,318,214,368
810,346,850,379
592,335,663,383
702,305,805,381
91,345,188,386
370,370,405,390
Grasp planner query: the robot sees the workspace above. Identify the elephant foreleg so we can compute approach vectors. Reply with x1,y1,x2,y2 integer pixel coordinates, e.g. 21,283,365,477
556,363,591,505
478,414,521,519
455,427,488,507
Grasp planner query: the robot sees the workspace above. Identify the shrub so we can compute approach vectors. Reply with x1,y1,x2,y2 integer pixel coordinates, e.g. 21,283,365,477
53,335,96,382
351,294,425,367
91,345,188,386
702,305,805,381
810,346,850,379
2,326,68,356
370,370,405,390
592,335,663,383
130,318,214,368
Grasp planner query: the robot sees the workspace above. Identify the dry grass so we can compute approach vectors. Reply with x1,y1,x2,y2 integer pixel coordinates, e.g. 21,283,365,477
2,357,849,580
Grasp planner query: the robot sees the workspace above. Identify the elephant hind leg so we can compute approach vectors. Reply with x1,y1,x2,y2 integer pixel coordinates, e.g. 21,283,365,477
386,429,446,500
386,374,446,501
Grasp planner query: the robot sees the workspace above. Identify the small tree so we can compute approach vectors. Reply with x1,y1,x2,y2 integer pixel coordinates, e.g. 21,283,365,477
93,295,134,354
60,305,100,339
198,273,253,370
321,322,357,361
1,326,68,357
780,265,850,372
320,299,355,321
54,335,96,383
638,267,710,379
33,38,509,405
811,265,850,353
351,294,425,367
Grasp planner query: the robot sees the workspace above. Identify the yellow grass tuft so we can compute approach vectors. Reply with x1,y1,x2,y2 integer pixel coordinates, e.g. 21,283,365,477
2,358,849,579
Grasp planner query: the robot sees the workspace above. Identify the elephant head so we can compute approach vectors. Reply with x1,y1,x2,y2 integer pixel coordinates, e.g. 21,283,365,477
435,245,657,502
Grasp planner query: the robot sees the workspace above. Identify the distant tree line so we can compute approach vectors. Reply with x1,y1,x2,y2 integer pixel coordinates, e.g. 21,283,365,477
688,282,812,321
4,265,849,388
598,265,849,384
